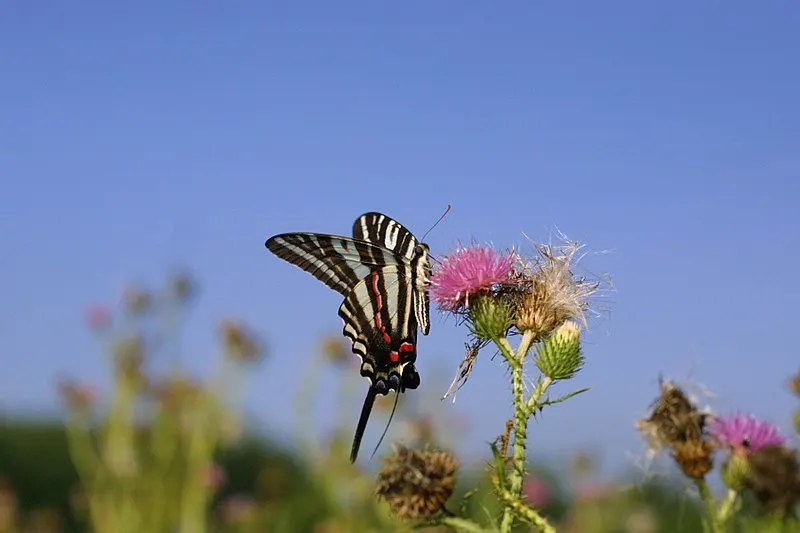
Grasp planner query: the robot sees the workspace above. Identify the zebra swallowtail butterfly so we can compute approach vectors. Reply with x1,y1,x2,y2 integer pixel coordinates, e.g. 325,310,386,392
265,212,431,462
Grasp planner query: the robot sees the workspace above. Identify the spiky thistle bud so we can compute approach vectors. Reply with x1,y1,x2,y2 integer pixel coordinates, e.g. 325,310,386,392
469,294,513,341
720,453,750,491
534,320,584,380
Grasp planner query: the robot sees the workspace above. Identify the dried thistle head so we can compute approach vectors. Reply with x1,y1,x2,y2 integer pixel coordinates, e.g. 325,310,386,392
123,285,151,316
743,444,800,516
220,320,264,362
320,334,349,365
57,379,98,411
514,241,598,340
672,440,714,479
169,271,196,304
637,381,709,451
376,445,459,521
790,369,800,398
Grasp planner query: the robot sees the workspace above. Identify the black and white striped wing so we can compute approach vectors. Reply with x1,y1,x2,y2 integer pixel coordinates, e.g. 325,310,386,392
353,212,431,336
338,266,419,385
337,265,421,462
265,233,410,297
353,212,418,260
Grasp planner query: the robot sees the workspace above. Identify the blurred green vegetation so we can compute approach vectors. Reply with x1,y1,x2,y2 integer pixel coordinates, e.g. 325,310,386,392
0,271,796,533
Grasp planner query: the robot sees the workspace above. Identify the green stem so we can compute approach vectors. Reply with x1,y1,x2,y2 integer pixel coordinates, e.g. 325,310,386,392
694,478,722,533
437,516,493,533
716,489,739,529
496,331,554,533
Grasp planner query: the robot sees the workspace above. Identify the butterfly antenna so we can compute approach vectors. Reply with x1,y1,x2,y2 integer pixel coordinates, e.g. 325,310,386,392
350,385,378,463
369,389,401,460
421,204,452,242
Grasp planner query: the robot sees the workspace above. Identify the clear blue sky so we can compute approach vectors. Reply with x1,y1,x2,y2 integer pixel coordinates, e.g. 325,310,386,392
2,2,799,474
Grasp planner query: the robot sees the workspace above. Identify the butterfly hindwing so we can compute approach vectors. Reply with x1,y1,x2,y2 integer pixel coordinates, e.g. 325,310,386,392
338,265,420,462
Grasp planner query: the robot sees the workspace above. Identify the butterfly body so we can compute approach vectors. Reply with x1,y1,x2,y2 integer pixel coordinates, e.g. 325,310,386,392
265,213,431,462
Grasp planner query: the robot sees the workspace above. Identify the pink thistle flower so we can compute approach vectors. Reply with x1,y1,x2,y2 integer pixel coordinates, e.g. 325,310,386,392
430,245,516,312
523,475,552,508
85,305,111,332
709,413,786,454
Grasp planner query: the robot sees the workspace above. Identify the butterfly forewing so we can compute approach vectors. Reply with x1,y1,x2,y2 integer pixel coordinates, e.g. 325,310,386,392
353,212,418,260
353,212,431,335
266,233,409,296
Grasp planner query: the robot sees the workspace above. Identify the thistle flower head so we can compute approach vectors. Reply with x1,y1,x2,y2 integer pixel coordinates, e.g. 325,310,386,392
430,245,516,313
514,241,598,339
743,445,800,515
672,440,714,479
709,413,786,454
220,320,264,363
375,445,458,520
637,381,709,452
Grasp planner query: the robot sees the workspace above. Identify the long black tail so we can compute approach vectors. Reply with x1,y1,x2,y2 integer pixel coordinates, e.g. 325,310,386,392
350,386,377,463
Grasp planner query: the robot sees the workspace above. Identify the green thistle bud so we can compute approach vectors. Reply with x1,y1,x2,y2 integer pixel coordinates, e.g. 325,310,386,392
468,295,513,340
721,453,751,491
535,320,584,380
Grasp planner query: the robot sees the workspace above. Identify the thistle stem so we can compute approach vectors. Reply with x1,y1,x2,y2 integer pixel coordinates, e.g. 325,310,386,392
496,331,555,533
438,516,494,533
694,478,723,533
716,489,739,529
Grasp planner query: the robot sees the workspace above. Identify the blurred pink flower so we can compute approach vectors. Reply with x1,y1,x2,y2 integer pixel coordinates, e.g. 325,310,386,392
57,380,98,410
523,475,552,508
430,246,516,312
574,481,618,504
221,494,256,524
85,305,111,331
709,413,785,453
201,463,226,491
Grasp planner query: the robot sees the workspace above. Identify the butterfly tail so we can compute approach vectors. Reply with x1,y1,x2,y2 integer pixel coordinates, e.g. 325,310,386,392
350,385,377,463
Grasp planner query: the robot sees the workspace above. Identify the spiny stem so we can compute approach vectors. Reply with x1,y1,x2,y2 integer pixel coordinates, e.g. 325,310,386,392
496,331,554,533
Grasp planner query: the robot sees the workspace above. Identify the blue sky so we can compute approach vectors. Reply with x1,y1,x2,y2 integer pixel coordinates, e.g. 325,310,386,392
2,2,799,475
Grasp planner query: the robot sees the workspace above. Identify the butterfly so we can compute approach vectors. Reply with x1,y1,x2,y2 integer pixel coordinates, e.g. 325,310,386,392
266,212,431,462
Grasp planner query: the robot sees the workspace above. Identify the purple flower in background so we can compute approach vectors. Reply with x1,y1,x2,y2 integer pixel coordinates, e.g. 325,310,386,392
710,413,786,453
523,475,552,508
430,246,516,312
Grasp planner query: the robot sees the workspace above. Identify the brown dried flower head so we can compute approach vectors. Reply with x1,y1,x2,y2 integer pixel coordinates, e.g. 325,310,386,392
220,320,264,362
513,241,598,340
672,440,714,479
123,286,152,316
638,381,709,451
320,334,349,365
743,444,800,516
57,380,98,411
790,369,800,398
169,271,196,304
376,445,459,521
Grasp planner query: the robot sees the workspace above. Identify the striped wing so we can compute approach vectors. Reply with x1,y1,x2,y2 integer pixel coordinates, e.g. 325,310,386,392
265,233,411,297
353,212,431,335
338,265,421,462
353,212,418,260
